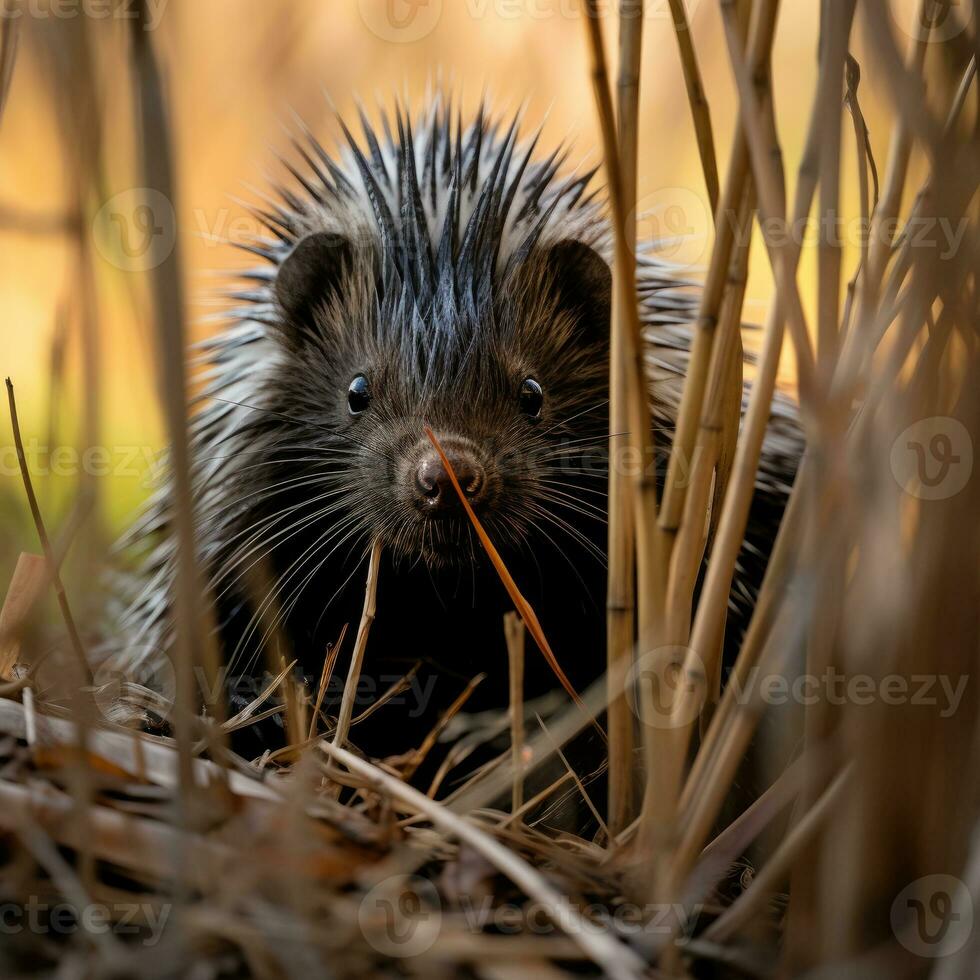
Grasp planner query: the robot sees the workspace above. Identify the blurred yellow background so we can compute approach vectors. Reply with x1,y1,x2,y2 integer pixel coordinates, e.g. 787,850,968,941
0,0,940,546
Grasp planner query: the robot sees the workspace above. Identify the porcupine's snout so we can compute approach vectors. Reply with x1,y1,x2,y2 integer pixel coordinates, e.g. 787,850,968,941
414,444,487,514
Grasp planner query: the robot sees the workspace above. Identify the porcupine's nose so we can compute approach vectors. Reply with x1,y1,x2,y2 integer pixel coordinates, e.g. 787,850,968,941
415,450,486,513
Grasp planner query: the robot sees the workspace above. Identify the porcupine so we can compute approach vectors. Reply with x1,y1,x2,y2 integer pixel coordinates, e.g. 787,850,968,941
108,97,802,785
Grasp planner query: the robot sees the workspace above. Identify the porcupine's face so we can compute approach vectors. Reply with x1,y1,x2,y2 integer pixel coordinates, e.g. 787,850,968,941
266,231,612,572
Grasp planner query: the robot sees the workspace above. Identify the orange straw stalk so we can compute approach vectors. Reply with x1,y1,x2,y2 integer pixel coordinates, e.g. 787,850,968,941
424,426,604,742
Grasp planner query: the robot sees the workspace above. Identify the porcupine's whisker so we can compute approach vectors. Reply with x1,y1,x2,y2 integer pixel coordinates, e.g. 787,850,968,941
520,512,594,600
213,487,349,585
193,447,360,467
307,559,371,644
268,557,336,656
528,473,610,518
538,477,609,501
199,495,329,570
190,418,351,457
310,525,382,637
536,487,609,523
199,481,344,559
540,469,610,484
200,471,340,518
539,508,609,555
241,513,370,678
215,493,352,599
538,421,680,457
526,502,607,567
535,399,609,438
203,469,346,517
232,510,365,675
487,515,529,576
211,396,391,462
533,501,608,555
193,430,361,459
214,508,342,600
537,431,629,456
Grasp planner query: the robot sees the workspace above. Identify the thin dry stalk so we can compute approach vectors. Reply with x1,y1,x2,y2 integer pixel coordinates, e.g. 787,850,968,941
582,0,666,642
850,54,975,370
397,672,485,782
43,306,68,515
720,0,818,410
666,0,720,212
0,698,281,804
502,771,576,828
5,380,91,685
0,777,234,889
840,54,878,338
330,540,382,749
669,0,859,764
784,10,977,962
308,623,348,741
666,461,807,909
816,0,858,374
703,767,850,943
319,740,648,980
664,183,753,651
446,670,611,818
583,0,676,880
129,7,201,803
605,0,645,835
535,713,609,841
678,461,806,813
682,752,810,909
835,0,934,387
424,426,602,737
657,0,759,543
682,0,855,702
658,6,859,875
634,1,781,897
504,612,526,813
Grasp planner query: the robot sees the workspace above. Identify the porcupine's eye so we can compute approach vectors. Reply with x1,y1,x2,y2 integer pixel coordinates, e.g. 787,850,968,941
347,375,372,415
519,378,543,420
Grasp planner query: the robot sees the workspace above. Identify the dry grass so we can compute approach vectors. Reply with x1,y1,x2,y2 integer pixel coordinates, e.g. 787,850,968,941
1,1,978,977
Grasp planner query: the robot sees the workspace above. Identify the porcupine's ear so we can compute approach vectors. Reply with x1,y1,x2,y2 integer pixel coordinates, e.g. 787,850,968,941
540,240,612,341
274,231,356,333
